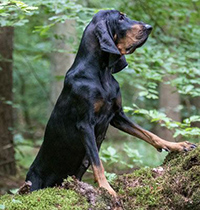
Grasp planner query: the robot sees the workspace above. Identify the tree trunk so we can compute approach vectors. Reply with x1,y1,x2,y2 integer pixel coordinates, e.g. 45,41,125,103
157,75,181,142
0,27,16,176
50,20,76,111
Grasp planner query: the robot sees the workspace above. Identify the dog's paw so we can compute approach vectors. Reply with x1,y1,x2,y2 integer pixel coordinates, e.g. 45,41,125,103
18,181,32,195
157,141,196,153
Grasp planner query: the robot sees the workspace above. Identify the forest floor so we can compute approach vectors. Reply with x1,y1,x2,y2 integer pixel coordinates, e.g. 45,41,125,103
0,143,200,209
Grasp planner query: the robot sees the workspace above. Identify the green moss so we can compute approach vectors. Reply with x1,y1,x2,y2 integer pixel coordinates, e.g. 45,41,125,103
132,185,160,206
130,167,153,180
0,188,89,210
114,143,200,209
1,144,200,209
114,168,163,209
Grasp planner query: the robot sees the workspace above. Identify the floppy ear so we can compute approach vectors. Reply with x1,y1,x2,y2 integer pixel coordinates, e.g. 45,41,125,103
112,55,128,74
94,21,120,56
94,19,128,72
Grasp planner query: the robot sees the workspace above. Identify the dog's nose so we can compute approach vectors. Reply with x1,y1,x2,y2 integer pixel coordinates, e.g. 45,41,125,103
145,24,152,32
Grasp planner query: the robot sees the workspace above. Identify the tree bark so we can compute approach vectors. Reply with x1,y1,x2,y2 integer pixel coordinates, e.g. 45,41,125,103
157,75,181,142
0,27,16,176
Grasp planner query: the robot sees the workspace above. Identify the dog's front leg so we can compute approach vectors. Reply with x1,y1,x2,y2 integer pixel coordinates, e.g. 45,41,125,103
77,123,117,197
111,111,196,152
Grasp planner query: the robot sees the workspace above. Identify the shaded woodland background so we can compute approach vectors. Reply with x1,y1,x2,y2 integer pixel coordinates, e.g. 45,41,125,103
0,0,200,194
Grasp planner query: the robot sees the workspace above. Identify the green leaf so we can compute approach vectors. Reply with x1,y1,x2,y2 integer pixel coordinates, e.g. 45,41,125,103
9,188,19,194
123,106,133,112
0,204,5,210
104,171,117,183
107,146,117,156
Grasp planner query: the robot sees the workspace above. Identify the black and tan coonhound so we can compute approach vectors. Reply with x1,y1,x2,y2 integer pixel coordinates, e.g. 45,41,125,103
23,10,196,197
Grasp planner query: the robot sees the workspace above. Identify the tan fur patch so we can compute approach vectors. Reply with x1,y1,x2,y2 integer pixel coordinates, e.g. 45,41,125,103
132,127,195,152
117,24,143,54
92,162,117,197
94,100,104,113
92,162,104,182
116,96,122,107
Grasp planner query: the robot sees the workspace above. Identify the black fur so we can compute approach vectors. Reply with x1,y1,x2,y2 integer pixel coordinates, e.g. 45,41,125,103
26,10,152,191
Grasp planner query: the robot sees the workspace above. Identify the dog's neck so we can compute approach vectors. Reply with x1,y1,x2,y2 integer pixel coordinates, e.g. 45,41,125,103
70,30,114,73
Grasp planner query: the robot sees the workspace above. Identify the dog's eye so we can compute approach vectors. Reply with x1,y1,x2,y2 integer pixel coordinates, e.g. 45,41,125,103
119,14,125,21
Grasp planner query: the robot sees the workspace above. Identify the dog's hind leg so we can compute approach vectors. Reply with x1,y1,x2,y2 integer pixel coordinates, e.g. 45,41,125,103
18,170,43,194
25,169,43,191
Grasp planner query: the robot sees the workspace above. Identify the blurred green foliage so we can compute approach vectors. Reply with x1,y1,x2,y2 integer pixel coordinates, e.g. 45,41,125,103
1,0,200,172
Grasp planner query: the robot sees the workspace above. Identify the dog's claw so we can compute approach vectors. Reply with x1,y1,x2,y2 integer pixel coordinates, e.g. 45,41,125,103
191,144,197,148
184,148,188,152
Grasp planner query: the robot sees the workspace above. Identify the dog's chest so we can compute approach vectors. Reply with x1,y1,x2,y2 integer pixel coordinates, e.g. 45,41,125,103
93,79,121,118
93,90,120,146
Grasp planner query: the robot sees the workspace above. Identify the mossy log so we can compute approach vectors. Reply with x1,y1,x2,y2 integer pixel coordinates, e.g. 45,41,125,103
0,144,200,210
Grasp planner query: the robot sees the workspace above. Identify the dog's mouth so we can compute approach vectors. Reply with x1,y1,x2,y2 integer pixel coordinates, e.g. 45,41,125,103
125,37,148,54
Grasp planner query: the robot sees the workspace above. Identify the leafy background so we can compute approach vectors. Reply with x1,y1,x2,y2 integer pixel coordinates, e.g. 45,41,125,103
1,0,200,182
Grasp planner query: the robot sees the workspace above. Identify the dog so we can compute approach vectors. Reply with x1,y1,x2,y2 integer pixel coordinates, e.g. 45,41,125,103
23,10,196,197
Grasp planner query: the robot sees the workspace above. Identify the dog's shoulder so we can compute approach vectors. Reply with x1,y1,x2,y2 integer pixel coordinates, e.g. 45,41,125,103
62,71,98,105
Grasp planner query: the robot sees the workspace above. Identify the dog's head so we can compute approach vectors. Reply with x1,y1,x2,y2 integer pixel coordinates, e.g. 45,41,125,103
92,10,152,73
113,12,152,55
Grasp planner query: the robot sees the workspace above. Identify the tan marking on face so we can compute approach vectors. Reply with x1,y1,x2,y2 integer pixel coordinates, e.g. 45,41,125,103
117,24,143,55
94,100,104,113
92,161,117,197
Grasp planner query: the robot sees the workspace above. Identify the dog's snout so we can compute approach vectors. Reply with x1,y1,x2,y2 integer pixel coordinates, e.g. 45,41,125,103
145,24,152,32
